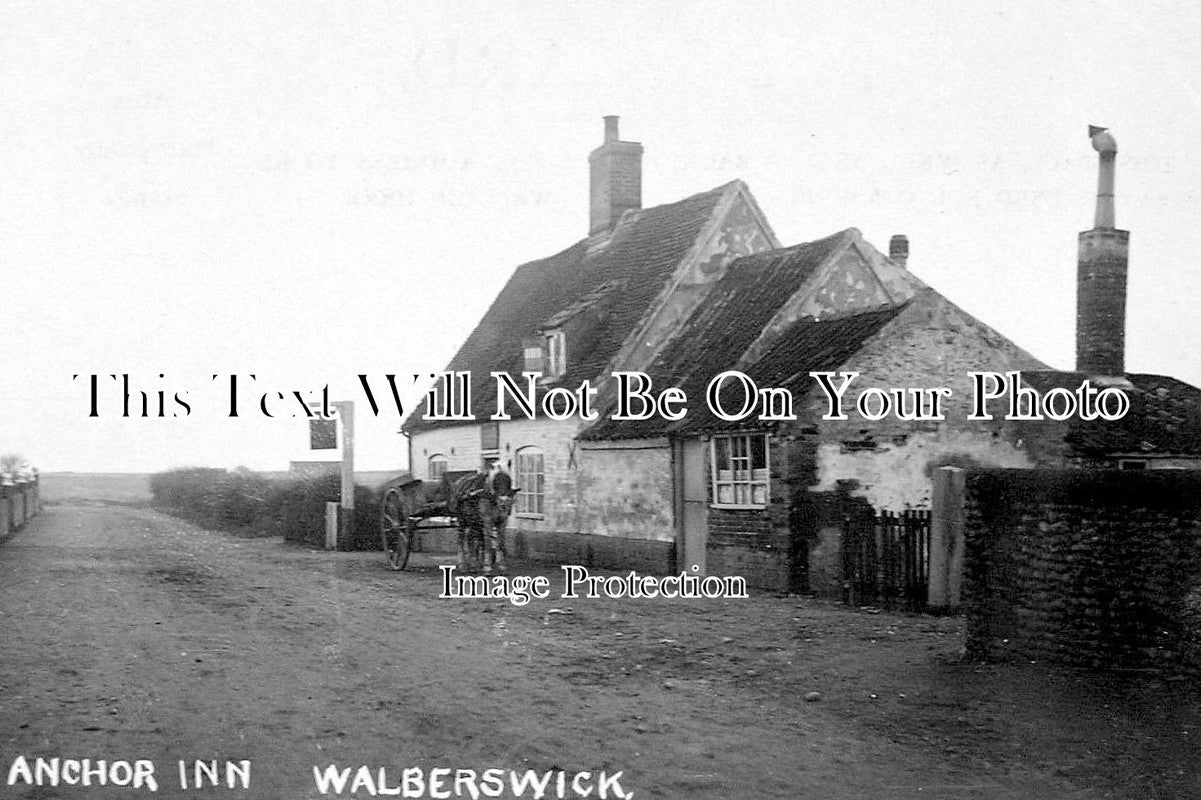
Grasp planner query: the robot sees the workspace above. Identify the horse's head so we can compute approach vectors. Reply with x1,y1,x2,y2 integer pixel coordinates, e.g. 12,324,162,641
495,490,518,518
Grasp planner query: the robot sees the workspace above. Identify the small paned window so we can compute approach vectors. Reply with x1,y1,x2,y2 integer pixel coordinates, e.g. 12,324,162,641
711,434,769,507
515,447,545,516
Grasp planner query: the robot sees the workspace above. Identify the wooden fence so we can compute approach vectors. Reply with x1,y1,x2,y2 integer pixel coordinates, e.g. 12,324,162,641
841,508,931,610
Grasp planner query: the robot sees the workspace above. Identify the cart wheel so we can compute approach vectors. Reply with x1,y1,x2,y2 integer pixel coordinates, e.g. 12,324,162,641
380,489,410,571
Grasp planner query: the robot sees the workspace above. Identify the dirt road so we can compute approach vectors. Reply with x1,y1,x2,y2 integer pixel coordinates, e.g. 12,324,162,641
2,504,1197,799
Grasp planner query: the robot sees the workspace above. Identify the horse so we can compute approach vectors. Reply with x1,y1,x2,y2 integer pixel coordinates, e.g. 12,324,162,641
450,468,518,573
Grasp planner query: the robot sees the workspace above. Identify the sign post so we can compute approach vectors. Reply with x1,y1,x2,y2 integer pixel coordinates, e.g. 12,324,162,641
333,400,354,549
312,401,355,550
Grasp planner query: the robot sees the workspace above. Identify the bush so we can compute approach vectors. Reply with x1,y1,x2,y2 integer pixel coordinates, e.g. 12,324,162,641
150,467,381,550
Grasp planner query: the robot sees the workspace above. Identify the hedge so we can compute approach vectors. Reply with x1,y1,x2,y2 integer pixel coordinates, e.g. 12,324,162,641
149,467,381,550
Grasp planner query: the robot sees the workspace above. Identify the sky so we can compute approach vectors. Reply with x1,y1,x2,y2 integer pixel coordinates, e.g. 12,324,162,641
1,1,1199,473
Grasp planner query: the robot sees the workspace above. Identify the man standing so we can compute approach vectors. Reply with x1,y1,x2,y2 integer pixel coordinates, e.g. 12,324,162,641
480,459,515,573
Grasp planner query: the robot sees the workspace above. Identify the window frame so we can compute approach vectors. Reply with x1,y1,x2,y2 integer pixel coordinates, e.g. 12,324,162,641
545,330,566,379
709,433,770,509
480,421,500,455
514,446,545,518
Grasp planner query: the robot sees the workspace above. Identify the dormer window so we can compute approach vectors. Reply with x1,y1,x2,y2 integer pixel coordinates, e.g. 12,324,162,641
523,341,545,373
531,281,620,384
545,330,566,379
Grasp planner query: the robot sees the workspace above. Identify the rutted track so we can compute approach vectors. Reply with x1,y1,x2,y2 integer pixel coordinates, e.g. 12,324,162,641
1,504,1195,799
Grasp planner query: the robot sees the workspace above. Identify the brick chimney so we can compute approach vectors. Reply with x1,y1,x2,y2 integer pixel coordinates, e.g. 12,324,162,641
889,234,909,268
1076,126,1129,375
589,116,643,235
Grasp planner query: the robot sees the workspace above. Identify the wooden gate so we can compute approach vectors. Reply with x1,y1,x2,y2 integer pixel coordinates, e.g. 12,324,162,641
841,508,930,610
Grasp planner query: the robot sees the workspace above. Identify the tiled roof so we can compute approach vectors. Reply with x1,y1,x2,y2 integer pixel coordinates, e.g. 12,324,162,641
581,231,905,439
1022,371,1201,457
403,183,733,433
667,307,904,436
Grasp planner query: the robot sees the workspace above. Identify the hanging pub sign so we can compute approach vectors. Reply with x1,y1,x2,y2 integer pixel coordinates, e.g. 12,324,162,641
309,418,337,450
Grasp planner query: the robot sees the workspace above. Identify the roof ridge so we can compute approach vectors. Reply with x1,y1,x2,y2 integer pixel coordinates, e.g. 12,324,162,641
519,182,745,274
639,180,738,212
728,228,856,263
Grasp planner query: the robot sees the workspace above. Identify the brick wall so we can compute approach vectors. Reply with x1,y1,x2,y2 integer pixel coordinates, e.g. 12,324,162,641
963,468,1201,674
1076,229,1129,375
704,435,820,593
589,141,642,235
706,505,784,589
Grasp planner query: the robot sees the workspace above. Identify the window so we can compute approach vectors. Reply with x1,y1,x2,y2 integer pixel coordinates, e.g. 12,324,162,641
514,447,545,516
428,454,448,483
545,330,566,378
524,343,545,373
711,434,769,507
480,421,500,453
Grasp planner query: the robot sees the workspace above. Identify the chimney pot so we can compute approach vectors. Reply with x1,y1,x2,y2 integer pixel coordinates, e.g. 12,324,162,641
604,115,620,143
1089,125,1117,228
1076,126,1129,376
889,234,909,268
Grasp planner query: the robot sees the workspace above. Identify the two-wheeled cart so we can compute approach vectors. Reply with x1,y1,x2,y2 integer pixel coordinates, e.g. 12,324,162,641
377,470,476,570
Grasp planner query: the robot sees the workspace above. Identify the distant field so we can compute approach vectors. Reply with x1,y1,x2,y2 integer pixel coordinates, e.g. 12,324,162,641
39,473,153,504
39,470,406,505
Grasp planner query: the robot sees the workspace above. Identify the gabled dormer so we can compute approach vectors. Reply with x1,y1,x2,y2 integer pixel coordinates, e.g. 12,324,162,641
522,329,567,381
526,279,624,383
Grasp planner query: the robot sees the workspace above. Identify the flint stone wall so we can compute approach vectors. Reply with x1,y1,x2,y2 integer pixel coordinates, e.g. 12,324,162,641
964,468,1201,674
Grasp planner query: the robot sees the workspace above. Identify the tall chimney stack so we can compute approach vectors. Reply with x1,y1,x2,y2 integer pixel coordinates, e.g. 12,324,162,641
589,116,643,235
889,234,909,268
1076,125,1129,376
